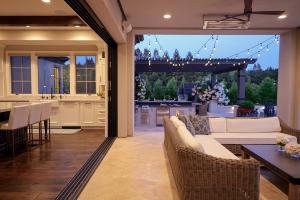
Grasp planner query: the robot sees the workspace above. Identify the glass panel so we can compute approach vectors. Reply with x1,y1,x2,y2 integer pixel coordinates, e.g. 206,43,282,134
87,82,96,94
76,68,86,81
22,82,32,94
22,56,31,68
76,82,86,94
11,82,22,94
86,56,96,68
22,68,31,81
10,56,22,68
75,56,87,68
11,68,22,81
38,56,70,94
86,69,95,81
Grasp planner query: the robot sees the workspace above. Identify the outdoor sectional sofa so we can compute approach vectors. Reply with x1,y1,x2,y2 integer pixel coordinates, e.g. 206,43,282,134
163,116,300,200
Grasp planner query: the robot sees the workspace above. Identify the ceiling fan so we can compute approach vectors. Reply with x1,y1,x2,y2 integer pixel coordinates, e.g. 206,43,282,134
219,0,285,22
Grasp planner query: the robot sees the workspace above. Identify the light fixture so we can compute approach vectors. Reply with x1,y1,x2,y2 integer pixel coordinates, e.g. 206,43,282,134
41,0,51,3
25,25,31,28
74,25,80,28
163,14,172,19
278,14,287,19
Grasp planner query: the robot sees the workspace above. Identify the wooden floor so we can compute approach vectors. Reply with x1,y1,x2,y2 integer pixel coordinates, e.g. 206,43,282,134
0,129,105,200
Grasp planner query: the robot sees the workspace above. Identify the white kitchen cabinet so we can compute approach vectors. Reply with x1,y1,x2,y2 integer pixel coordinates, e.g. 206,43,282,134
50,107,61,127
80,102,96,126
60,102,80,126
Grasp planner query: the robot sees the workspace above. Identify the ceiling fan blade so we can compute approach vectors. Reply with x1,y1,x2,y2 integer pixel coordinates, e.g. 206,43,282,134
244,0,253,13
251,11,285,15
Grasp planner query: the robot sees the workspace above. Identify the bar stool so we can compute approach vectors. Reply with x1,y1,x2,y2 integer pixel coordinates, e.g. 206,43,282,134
0,105,30,156
28,103,43,146
40,102,52,142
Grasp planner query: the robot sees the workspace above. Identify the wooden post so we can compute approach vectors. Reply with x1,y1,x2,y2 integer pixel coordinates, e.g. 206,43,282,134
237,69,246,104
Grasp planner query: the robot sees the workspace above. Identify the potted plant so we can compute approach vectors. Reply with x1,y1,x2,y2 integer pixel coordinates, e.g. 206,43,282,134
237,100,255,117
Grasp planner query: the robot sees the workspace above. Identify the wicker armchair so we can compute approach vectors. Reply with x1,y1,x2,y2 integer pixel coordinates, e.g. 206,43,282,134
163,117,260,200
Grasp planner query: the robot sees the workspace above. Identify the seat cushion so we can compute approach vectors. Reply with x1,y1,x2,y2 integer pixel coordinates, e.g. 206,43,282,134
226,117,281,133
177,126,204,153
194,135,239,160
170,116,185,128
189,115,211,135
211,132,297,144
208,117,227,133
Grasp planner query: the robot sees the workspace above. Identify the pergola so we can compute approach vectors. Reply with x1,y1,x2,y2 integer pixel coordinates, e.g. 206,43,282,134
135,58,257,102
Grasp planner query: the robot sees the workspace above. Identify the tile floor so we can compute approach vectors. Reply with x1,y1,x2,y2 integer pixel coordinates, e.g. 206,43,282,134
79,130,288,200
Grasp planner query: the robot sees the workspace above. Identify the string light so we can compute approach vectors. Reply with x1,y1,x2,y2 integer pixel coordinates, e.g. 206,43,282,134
247,49,250,55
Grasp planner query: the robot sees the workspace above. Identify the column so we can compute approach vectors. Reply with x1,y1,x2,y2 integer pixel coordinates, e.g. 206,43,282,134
0,44,5,97
237,69,246,103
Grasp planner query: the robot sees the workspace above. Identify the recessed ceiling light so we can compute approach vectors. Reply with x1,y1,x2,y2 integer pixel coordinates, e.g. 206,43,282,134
278,14,287,19
41,0,51,3
163,14,172,19
25,25,31,28
74,25,80,28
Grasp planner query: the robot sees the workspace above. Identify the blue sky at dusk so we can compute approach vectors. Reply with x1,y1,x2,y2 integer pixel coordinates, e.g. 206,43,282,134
135,35,279,70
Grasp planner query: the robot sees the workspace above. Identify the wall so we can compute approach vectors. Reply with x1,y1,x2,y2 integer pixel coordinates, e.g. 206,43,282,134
277,28,300,128
0,44,4,98
117,32,134,137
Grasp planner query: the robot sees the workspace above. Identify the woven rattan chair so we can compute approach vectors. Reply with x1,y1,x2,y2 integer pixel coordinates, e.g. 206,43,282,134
163,117,260,200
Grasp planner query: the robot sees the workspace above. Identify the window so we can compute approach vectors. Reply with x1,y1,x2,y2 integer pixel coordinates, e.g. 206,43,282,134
38,56,70,94
10,56,32,94
75,55,96,94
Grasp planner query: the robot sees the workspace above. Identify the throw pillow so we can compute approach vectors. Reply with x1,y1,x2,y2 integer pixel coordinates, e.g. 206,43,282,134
188,115,211,135
178,115,196,136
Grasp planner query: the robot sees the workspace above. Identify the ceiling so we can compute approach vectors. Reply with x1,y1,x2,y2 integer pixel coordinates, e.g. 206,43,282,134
121,0,300,30
0,0,75,16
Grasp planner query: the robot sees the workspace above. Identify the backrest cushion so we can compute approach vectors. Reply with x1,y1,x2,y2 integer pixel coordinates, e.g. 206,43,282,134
226,117,282,133
178,115,196,135
177,126,204,153
9,105,30,129
189,115,211,135
208,117,227,133
170,116,185,128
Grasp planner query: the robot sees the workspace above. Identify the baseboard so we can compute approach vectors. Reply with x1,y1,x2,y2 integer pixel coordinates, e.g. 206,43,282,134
55,137,116,200
61,126,81,129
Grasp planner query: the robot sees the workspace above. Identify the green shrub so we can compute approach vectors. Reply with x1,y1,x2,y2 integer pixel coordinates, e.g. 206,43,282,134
239,100,255,110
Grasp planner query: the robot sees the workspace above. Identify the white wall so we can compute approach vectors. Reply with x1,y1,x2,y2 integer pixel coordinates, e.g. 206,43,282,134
278,28,300,128
0,44,4,98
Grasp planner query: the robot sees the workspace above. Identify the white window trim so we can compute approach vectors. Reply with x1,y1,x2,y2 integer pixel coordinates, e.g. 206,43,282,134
5,50,100,97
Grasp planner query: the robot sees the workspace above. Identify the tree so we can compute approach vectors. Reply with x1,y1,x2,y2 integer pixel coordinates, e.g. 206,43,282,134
186,51,193,60
143,48,150,58
135,48,143,60
145,76,153,99
245,82,260,104
153,48,161,60
163,51,170,60
173,49,181,60
165,77,177,100
228,82,238,104
153,79,165,100
259,77,276,104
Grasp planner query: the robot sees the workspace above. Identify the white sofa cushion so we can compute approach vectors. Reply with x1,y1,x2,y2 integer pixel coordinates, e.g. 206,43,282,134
226,117,281,133
170,116,185,128
194,135,239,160
177,126,204,153
211,132,297,144
208,117,227,133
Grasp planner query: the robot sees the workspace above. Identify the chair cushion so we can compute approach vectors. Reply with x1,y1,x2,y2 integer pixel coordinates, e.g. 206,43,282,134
170,116,185,128
208,117,227,133
189,115,211,135
226,117,281,133
194,135,239,160
178,115,196,135
211,132,297,144
177,126,204,153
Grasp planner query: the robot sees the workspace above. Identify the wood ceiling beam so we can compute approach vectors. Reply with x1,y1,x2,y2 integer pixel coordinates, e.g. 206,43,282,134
0,16,87,26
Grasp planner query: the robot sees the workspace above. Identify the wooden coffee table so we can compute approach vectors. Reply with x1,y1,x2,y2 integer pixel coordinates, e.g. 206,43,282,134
242,145,300,200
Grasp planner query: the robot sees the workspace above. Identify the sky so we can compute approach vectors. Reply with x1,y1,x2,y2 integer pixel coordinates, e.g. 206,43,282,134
135,35,280,70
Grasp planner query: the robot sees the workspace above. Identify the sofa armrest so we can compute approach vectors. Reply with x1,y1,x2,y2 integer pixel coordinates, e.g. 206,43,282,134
279,118,300,143
177,147,260,200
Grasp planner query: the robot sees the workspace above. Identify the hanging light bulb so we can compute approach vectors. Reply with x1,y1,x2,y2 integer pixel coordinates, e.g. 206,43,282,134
204,45,207,50
259,43,263,49
238,63,241,65
233,63,236,66
258,52,261,57
235,55,239,59
247,49,250,55
182,63,185,66
197,53,200,57
243,60,246,64
187,61,189,64
250,57,253,61
211,53,214,57
217,62,220,65
155,39,158,45
213,46,216,51
192,58,194,61
210,63,213,66
266,46,270,51
216,38,219,43
167,59,169,62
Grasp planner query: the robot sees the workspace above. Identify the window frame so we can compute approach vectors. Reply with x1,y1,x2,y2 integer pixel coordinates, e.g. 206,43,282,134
5,51,99,97
75,54,98,95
